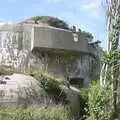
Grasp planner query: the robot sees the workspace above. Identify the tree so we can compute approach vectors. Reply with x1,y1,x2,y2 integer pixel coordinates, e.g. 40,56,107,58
100,0,120,119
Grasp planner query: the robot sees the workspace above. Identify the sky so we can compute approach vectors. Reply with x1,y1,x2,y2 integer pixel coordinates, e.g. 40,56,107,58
0,0,107,49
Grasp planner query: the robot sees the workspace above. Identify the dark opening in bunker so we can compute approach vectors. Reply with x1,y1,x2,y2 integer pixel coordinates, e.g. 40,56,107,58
69,77,84,87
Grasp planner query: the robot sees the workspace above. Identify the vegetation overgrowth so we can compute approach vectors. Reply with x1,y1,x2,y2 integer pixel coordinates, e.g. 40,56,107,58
0,106,72,120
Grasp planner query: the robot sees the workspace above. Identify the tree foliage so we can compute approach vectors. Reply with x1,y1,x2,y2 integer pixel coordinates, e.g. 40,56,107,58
31,16,69,30
100,0,120,119
82,31,94,41
86,82,111,120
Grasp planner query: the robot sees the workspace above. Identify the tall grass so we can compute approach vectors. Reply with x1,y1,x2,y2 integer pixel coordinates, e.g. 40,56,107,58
0,106,72,120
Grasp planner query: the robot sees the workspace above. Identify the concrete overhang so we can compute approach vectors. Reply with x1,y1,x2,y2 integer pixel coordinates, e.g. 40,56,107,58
31,25,89,54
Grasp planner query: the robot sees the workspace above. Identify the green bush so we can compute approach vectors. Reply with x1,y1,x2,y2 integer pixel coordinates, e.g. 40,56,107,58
82,31,93,41
0,106,72,120
29,70,67,104
86,82,111,120
78,83,111,120
79,88,89,120
31,16,69,30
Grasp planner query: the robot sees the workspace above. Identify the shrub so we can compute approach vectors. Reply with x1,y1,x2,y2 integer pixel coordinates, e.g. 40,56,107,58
79,88,89,120
82,31,93,41
0,106,72,120
86,82,111,120
29,70,67,104
30,16,69,30
78,82,111,120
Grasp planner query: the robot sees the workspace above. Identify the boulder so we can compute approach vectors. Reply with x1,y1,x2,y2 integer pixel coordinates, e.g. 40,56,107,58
0,74,49,107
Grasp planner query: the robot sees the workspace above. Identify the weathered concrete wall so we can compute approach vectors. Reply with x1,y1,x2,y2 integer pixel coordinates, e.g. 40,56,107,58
0,23,99,86
28,51,98,85
0,24,32,69
33,25,88,53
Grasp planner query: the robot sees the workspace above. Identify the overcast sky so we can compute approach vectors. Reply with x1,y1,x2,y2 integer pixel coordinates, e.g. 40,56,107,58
0,0,107,49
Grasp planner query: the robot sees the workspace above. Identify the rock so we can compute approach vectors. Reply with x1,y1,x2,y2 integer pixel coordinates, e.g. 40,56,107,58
0,74,49,107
